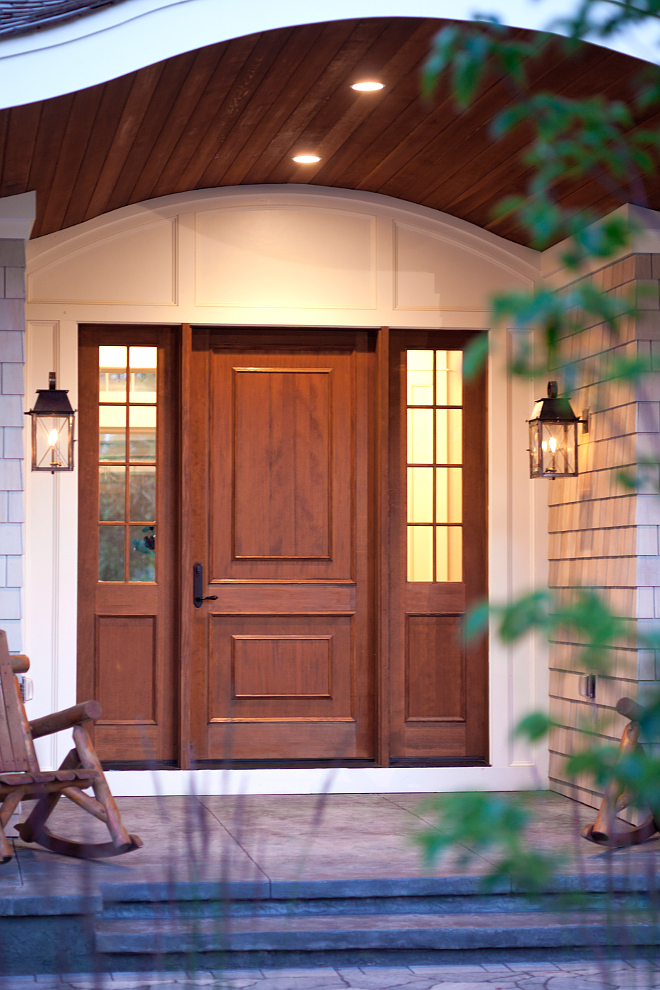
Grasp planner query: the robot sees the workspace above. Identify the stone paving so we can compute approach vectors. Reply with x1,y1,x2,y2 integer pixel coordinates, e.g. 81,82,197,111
0,961,660,990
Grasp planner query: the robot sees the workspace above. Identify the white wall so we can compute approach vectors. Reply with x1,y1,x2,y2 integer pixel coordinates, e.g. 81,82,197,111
24,184,549,793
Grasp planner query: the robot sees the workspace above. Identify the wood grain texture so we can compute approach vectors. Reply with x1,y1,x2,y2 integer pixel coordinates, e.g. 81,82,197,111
2,18,651,244
77,325,179,763
388,330,488,761
189,328,375,763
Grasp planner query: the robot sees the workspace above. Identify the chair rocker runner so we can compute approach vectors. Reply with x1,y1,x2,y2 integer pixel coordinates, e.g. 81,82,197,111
582,696,660,848
0,630,142,862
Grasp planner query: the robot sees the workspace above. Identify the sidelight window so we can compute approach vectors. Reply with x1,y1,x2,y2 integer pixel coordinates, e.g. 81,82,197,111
98,346,157,582
406,350,463,582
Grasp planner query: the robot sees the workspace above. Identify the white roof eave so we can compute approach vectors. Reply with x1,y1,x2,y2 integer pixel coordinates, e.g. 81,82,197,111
0,0,658,110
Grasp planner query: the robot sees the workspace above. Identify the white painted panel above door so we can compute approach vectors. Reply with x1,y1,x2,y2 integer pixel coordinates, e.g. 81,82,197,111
27,219,176,306
394,222,531,311
195,208,376,309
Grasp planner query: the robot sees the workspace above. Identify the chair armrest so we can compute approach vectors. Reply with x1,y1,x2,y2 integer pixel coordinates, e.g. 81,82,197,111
617,697,645,722
29,700,102,739
10,655,29,674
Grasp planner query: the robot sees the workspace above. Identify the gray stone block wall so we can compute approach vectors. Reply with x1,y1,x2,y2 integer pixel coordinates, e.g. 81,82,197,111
547,253,660,808
0,240,25,653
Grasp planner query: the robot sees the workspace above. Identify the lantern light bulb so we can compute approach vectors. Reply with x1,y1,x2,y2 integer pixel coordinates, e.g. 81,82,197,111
48,428,58,447
549,437,557,453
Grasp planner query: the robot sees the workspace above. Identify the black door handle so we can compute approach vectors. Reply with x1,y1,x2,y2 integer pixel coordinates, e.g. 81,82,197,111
194,562,218,608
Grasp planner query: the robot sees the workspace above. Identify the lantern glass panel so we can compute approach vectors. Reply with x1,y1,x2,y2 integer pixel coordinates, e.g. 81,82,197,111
32,414,73,471
529,421,542,477
541,421,577,476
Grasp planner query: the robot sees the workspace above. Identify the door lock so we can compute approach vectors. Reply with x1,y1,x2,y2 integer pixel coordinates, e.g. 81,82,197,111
193,562,218,608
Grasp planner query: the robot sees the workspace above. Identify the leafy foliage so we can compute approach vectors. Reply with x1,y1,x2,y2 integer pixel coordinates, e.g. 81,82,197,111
417,1,660,894
422,8,660,381
415,792,563,891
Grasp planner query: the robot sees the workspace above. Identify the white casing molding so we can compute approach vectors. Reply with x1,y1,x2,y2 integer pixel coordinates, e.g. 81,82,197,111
24,184,549,794
0,191,35,240
0,0,658,110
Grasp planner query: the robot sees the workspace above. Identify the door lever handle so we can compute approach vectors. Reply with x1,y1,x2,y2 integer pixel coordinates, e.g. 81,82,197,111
193,562,218,609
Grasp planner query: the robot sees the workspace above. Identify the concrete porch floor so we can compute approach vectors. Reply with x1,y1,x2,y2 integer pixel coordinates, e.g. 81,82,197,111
2,790,658,892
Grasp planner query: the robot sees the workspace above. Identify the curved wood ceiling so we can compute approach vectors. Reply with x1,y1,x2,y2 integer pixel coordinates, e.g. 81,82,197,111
0,17,654,244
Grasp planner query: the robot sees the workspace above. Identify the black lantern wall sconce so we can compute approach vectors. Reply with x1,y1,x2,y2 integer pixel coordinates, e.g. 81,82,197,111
26,372,75,473
528,381,588,479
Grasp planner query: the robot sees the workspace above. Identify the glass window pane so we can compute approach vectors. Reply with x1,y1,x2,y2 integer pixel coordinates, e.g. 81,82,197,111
99,346,127,403
99,466,125,521
408,409,433,464
436,467,462,524
407,467,433,523
436,350,462,405
407,350,434,405
129,347,157,403
129,405,156,462
436,408,462,464
130,525,155,582
436,526,462,582
129,466,156,521
99,526,125,581
99,405,126,462
407,526,433,582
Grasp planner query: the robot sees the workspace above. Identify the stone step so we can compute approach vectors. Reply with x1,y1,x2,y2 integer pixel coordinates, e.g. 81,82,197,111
97,875,656,919
95,911,660,954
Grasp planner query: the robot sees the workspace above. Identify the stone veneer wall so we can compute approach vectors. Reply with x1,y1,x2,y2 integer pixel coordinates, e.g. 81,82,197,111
0,240,25,653
548,252,660,808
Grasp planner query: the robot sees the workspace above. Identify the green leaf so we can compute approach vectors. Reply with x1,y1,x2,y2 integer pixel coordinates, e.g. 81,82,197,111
515,711,556,742
463,600,490,641
462,333,489,379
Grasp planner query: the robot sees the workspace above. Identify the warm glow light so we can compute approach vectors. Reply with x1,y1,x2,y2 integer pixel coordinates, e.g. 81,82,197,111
48,429,58,447
351,81,384,91
549,437,558,453
292,155,321,163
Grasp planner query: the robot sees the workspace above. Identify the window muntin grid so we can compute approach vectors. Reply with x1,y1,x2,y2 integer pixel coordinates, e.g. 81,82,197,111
98,345,157,582
407,350,463,582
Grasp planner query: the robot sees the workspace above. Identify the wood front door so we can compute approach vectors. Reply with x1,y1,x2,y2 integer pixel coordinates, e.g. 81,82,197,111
184,328,375,763
77,325,487,767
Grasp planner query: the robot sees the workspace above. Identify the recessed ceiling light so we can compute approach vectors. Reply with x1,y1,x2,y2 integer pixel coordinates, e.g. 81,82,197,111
292,154,321,164
351,81,384,92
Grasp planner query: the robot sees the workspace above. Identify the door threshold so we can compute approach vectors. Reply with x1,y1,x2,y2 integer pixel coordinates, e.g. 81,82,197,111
102,758,490,771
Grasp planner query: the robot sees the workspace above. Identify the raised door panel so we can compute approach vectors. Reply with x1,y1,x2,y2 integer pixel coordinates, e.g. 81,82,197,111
210,348,352,582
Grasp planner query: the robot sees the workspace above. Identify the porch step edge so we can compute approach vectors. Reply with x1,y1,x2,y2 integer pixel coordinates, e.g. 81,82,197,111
94,912,660,953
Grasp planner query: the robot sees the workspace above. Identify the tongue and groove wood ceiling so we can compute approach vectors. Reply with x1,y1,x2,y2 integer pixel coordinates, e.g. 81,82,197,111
0,17,654,244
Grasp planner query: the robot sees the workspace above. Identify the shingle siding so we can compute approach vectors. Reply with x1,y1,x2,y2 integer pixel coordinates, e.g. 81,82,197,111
548,252,660,810
0,240,24,652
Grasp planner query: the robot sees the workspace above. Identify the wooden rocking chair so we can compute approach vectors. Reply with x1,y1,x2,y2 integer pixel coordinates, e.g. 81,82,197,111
582,696,660,848
0,630,142,862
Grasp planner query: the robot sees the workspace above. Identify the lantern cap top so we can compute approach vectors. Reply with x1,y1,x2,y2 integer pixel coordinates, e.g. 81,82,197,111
529,380,579,424
27,372,74,416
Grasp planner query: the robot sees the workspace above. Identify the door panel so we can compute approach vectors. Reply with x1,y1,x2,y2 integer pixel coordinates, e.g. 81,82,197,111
389,331,488,762
188,329,374,763
78,326,178,764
